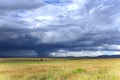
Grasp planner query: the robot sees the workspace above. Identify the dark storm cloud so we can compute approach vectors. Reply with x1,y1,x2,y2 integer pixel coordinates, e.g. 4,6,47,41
0,50,37,57
0,27,66,57
0,0,120,57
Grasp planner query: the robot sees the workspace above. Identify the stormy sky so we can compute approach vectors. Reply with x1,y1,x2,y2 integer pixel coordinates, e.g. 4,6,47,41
0,0,120,57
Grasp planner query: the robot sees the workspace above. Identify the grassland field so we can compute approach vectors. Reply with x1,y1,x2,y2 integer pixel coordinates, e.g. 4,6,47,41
0,58,120,80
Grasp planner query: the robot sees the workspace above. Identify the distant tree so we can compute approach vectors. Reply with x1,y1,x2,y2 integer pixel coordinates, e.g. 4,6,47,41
40,58,43,61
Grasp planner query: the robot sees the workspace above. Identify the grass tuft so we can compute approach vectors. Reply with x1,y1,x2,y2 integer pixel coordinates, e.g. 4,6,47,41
74,68,86,73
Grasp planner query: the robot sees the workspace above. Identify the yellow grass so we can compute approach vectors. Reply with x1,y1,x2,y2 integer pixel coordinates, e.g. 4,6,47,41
0,58,120,80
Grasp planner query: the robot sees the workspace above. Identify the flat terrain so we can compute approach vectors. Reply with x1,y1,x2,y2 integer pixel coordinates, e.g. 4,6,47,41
0,58,120,80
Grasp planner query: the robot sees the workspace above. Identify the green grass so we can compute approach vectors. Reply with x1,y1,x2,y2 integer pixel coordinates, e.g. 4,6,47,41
0,58,120,80
74,68,86,73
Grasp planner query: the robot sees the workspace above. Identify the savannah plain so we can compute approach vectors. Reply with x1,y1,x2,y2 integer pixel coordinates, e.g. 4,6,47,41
0,58,120,80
